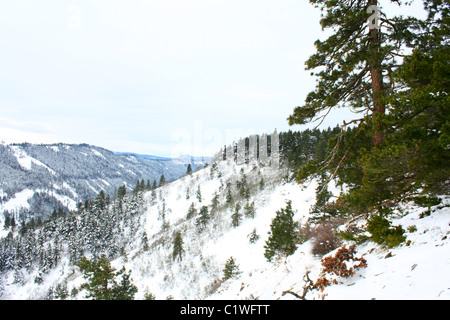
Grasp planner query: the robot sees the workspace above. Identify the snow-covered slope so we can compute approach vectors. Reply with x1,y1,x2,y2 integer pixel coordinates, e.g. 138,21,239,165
1,155,449,300
0,142,205,224
210,196,450,300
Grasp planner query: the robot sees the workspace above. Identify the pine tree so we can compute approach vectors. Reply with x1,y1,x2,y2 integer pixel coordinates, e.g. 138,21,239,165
186,163,192,175
210,192,220,214
248,228,260,244
159,174,166,187
117,185,127,200
259,177,265,190
196,206,209,229
310,172,333,221
172,231,184,261
187,202,197,219
112,268,138,300
222,256,241,281
77,256,137,300
77,256,117,300
244,201,255,218
287,0,448,211
142,232,149,251
264,201,298,262
225,186,233,205
231,203,242,227
196,185,202,202
4,215,10,229
288,0,417,144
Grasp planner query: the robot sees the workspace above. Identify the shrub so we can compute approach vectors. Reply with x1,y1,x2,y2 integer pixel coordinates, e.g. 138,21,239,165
248,228,260,244
314,245,367,292
367,214,406,248
297,224,313,245
310,218,346,256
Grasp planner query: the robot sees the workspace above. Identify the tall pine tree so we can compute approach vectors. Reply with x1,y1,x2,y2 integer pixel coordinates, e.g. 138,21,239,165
288,0,448,211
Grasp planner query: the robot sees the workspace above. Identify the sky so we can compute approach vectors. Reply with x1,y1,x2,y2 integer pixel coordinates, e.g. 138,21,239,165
0,0,427,157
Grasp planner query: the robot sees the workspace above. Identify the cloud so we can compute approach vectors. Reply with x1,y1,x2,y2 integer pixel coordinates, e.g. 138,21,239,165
223,84,284,102
0,0,326,156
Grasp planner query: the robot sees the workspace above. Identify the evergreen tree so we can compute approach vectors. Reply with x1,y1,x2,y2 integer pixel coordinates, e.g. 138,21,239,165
288,0,417,145
225,185,233,205
112,268,138,300
244,201,255,219
77,256,137,300
264,201,299,262
186,163,192,175
196,185,202,202
231,203,242,227
159,174,166,187
187,202,197,219
77,256,117,300
196,206,209,229
309,172,333,221
248,228,260,244
142,232,149,251
222,256,241,281
10,216,16,230
210,192,220,214
172,231,184,261
259,177,265,190
288,0,449,211
117,185,127,200
4,215,11,229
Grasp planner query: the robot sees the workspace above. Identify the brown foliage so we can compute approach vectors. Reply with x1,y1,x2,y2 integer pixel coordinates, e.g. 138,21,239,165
311,218,346,256
314,245,367,292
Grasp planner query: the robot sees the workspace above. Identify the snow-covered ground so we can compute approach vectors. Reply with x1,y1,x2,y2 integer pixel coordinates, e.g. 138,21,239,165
210,195,450,300
1,158,449,300
117,160,450,300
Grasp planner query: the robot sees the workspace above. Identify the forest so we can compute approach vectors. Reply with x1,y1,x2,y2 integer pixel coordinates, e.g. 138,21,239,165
0,0,448,300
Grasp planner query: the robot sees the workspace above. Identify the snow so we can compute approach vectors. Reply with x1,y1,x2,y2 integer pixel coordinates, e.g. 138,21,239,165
1,156,449,300
0,189,35,213
91,148,106,160
209,195,450,300
10,146,56,175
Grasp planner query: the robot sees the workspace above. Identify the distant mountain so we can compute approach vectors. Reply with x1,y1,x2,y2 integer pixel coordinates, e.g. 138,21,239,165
0,142,208,223
114,152,212,164
114,152,172,161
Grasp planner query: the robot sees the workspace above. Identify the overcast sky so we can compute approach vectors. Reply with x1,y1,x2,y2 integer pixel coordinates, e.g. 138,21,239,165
0,0,426,157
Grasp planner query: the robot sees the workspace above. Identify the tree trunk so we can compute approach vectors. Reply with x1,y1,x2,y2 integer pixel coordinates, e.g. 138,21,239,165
368,0,385,145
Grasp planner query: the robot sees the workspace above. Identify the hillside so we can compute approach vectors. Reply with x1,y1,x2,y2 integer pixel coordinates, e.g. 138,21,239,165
0,142,206,224
1,147,448,300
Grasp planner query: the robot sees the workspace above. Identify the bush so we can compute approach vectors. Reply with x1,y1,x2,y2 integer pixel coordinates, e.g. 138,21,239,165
297,224,313,245
367,214,406,248
314,245,367,292
311,218,345,256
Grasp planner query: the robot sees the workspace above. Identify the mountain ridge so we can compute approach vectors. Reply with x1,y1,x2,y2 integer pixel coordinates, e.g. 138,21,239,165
0,142,208,224
1,149,448,300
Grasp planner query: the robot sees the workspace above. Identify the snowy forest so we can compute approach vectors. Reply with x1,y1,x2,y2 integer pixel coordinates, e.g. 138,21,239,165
0,0,449,301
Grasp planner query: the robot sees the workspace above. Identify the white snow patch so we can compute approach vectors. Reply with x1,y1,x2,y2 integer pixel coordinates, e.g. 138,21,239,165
0,189,35,213
10,146,56,175
91,148,106,160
